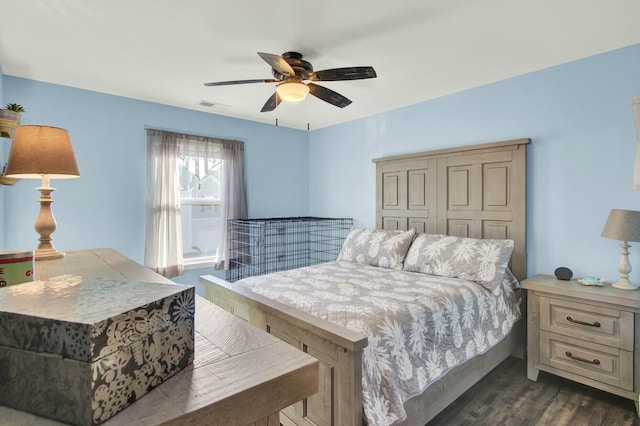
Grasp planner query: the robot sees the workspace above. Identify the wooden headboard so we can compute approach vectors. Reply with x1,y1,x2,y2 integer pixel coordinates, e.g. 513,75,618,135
373,138,530,281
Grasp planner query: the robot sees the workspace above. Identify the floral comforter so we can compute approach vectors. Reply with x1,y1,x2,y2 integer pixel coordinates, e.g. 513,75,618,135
234,260,521,426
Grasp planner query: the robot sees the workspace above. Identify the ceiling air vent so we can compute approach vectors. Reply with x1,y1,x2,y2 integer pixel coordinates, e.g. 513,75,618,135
197,100,230,110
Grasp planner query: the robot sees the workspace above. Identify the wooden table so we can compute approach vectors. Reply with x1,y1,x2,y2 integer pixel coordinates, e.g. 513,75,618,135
0,248,319,425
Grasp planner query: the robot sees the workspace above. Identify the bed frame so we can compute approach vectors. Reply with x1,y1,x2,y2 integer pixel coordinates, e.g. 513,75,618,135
201,138,530,426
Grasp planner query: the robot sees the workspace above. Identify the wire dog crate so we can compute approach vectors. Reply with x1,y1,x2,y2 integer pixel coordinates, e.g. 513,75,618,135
226,217,353,282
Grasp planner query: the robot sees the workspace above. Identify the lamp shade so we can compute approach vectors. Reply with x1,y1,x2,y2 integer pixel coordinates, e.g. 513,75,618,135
601,209,640,242
5,125,80,179
276,80,309,102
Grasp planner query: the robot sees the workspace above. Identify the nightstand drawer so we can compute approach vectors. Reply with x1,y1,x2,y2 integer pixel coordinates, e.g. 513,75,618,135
540,296,634,350
541,332,633,391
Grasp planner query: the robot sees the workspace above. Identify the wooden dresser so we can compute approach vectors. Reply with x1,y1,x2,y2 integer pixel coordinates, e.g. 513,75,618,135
523,274,640,415
0,248,318,425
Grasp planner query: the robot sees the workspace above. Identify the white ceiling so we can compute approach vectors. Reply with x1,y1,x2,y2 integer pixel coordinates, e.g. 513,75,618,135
1,0,639,130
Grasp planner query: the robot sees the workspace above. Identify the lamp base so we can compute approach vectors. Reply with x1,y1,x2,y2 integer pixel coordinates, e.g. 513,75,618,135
35,247,65,261
32,179,65,261
611,279,638,290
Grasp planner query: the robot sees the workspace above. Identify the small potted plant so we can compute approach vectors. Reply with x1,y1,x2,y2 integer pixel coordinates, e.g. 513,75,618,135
0,103,26,138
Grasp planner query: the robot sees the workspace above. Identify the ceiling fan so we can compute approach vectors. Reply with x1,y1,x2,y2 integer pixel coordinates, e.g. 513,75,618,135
204,51,377,112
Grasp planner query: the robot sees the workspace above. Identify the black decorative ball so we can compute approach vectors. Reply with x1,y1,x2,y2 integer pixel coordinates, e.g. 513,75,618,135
554,267,573,281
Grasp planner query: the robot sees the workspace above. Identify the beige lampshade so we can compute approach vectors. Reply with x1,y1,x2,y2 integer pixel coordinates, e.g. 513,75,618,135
601,209,640,242
5,125,80,179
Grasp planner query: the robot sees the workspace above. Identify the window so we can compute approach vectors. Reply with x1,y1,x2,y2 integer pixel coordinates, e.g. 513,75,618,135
178,155,222,266
145,129,247,277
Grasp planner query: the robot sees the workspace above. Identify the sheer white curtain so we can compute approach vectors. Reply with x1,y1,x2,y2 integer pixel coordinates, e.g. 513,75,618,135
145,129,247,277
145,130,183,277
218,140,248,269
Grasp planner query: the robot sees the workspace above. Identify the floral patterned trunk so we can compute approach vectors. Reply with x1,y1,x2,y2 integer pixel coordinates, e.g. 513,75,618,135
0,275,195,425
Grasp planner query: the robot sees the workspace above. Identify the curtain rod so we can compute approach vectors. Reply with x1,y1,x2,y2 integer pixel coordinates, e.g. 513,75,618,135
143,125,245,143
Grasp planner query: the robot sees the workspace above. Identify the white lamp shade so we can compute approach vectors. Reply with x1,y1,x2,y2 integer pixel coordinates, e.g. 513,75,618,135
276,81,309,102
601,209,640,242
5,125,80,179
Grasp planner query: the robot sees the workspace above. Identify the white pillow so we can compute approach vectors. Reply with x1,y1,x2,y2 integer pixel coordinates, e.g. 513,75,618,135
338,228,416,270
403,233,515,291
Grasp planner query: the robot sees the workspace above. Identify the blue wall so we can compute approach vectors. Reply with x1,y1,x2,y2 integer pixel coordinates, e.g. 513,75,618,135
1,78,310,266
309,44,640,281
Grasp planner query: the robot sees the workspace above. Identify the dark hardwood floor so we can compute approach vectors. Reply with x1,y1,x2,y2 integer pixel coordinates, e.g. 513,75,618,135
428,356,638,426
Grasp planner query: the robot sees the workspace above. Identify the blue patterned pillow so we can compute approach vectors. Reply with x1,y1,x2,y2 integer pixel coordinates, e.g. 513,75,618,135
338,228,416,270
402,233,515,291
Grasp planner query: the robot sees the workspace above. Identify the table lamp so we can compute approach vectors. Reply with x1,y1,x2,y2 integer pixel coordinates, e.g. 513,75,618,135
5,125,80,260
601,209,640,290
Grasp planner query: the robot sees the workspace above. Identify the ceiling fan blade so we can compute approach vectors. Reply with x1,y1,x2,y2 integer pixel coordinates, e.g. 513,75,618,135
257,52,295,77
204,79,277,87
261,92,282,112
309,66,377,81
307,83,352,108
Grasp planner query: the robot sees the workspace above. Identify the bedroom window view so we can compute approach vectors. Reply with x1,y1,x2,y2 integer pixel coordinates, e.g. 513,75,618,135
145,129,247,277
178,155,222,266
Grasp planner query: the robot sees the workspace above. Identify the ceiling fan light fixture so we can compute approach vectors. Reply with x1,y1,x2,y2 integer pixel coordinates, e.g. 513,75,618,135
276,80,309,102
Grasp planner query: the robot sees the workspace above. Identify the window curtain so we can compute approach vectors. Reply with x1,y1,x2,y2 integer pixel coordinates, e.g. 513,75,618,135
145,129,247,277
217,140,248,270
145,130,183,277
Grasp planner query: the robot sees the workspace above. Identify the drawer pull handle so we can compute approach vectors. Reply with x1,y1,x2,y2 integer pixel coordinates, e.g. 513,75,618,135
566,315,601,328
565,351,600,365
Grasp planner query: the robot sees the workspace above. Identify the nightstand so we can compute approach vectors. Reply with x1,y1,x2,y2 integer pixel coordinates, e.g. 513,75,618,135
522,274,640,415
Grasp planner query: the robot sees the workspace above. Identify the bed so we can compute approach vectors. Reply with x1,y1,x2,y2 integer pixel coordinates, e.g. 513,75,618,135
201,138,531,426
